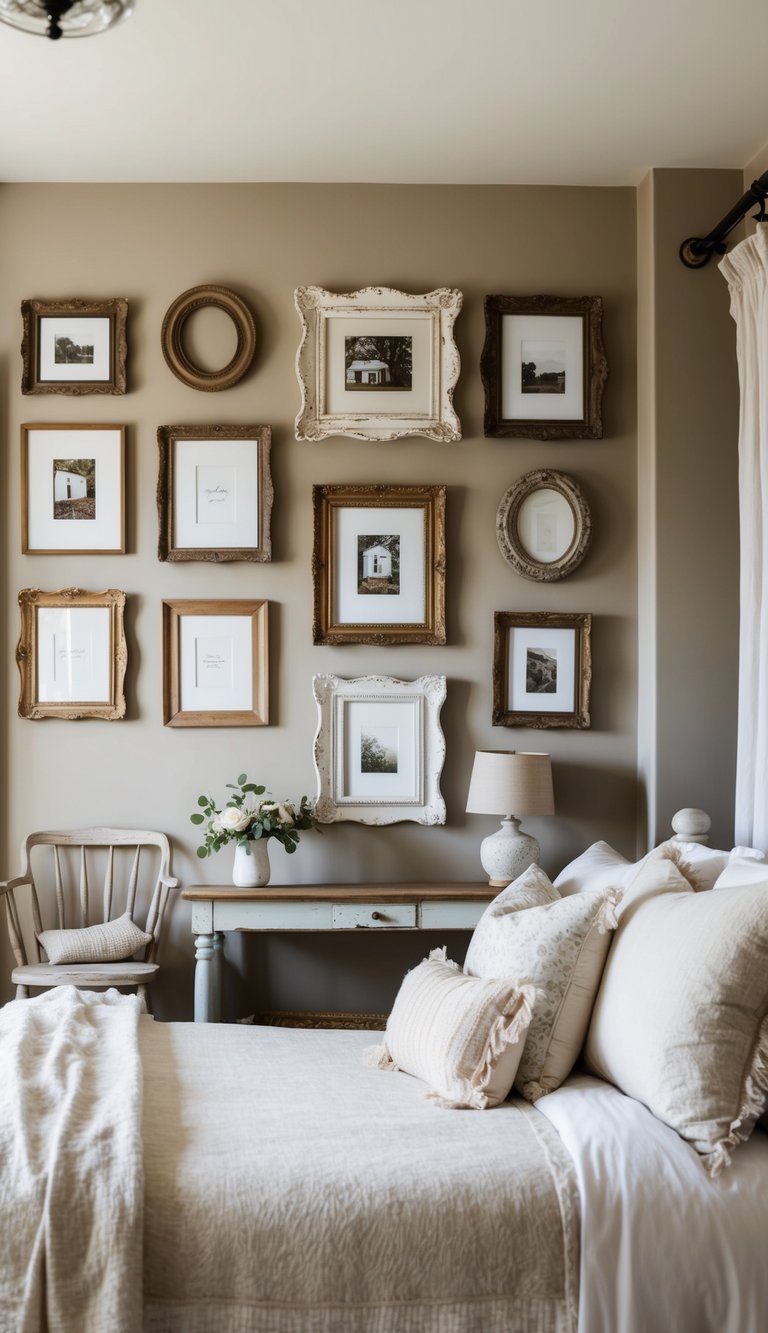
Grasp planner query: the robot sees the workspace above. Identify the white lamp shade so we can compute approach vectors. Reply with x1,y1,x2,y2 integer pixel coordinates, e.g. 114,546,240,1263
465,750,554,817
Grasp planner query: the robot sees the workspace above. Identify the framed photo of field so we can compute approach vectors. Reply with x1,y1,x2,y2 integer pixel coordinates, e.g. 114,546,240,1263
21,298,127,395
493,611,592,728
21,423,125,555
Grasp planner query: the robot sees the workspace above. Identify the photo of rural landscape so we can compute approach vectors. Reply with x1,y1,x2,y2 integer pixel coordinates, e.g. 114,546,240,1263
360,727,399,774
54,335,95,365
526,645,558,693
345,334,412,390
357,533,401,594
52,458,96,521
521,339,566,394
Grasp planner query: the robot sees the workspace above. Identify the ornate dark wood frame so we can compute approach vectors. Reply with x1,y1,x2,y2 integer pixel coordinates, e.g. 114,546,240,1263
160,285,256,391
496,469,592,582
481,294,608,439
493,610,592,729
156,424,272,562
17,587,127,720
21,298,127,395
312,482,446,645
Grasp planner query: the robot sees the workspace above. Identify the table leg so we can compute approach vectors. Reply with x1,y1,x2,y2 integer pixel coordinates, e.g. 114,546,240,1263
194,933,214,1022
211,931,224,1023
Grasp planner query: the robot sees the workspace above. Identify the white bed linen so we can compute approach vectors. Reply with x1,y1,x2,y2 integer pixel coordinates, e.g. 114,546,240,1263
537,1074,768,1333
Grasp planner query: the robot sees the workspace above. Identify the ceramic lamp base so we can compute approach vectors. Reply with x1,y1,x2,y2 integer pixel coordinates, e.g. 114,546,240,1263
480,817,540,888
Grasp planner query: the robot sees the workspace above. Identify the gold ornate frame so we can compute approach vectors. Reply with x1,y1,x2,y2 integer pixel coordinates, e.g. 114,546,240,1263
21,297,127,395
17,587,127,720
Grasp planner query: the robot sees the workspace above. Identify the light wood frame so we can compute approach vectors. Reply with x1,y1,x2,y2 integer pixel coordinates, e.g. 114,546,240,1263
493,610,592,729
312,483,446,645
160,285,256,392
156,424,273,562
21,422,126,555
162,598,269,727
21,298,127,395
16,587,127,720
496,469,592,582
481,294,607,439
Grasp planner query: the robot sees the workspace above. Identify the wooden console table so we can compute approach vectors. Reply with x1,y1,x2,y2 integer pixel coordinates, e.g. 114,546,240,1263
182,882,494,1022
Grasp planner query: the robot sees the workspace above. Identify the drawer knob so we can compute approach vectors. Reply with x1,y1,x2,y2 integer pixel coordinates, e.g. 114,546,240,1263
371,911,383,921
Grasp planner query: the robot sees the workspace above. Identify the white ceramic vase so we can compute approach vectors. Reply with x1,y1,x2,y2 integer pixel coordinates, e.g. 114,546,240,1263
232,838,271,888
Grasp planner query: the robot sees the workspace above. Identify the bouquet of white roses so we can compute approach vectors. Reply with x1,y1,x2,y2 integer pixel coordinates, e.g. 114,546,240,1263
190,773,317,860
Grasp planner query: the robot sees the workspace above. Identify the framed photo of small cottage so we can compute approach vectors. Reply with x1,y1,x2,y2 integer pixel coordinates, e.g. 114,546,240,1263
312,483,446,645
312,673,447,824
162,599,269,727
156,424,272,562
493,611,591,728
21,298,128,395
481,295,607,439
17,587,127,720
294,286,462,441
21,423,125,555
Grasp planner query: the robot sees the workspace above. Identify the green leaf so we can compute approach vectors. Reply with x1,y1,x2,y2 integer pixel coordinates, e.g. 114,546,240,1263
190,813,205,825
197,796,208,807
196,846,207,858
238,772,247,785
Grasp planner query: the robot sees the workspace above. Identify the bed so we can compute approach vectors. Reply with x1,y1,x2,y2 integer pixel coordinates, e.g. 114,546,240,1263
2,811,768,1333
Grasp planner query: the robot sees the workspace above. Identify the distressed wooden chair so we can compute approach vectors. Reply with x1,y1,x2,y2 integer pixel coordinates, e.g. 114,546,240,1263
1,828,178,1011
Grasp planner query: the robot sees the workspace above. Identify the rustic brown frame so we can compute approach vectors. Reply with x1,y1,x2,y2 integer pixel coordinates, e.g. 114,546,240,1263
17,587,127,720
156,424,272,562
160,285,256,391
496,469,592,582
481,295,607,439
21,422,126,555
493,610,592,728
162,598,269,727
21,297,127,395
312,483,446,645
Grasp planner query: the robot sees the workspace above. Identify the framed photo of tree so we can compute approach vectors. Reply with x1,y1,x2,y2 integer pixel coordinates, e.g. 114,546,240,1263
21,423,125,555
21,298,128,395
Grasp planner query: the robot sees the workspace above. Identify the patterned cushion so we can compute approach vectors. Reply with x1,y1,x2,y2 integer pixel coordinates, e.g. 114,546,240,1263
37,912,152,965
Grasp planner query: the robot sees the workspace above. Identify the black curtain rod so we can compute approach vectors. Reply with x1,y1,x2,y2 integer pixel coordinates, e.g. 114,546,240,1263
679,170,768,268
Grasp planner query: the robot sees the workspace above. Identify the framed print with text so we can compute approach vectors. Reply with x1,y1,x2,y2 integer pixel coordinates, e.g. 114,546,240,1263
21,298,127,395
21,423,125,555
157,424,272,562
162,598,268,727
493,611,591,728
17,587,127,720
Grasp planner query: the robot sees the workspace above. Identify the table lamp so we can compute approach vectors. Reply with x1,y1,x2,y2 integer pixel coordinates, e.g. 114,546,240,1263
465,750,554,886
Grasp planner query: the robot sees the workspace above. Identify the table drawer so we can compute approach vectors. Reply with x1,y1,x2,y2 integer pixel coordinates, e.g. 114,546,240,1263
332,903,416,929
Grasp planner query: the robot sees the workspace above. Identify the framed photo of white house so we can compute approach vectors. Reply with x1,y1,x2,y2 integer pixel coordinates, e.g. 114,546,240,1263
162,599,269,727
312,483,446,645
156,424,272,562
312,673,447,824
481,295,607,439
294,286,462,441
21,423,125,555
493,611,592,729
17,587,127,720
496,469,592,582
21,298,128,395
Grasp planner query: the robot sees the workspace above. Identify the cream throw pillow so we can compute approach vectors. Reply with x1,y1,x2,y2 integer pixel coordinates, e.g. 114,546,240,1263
553,841,632,896
464,876,619,1100
585,860,768,1175
38,912,152,965
365,948,534,1109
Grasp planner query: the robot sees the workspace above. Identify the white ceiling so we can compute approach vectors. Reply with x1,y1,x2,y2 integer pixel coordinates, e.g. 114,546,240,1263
1,0,767,185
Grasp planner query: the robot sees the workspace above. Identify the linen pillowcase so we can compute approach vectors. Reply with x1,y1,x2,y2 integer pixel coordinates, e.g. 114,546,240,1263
365,947,534,1109
713,845,768,889
651,839,730,892
464,877,619,1100
553,841,632,897
38,912,152,965
584,861,768,1175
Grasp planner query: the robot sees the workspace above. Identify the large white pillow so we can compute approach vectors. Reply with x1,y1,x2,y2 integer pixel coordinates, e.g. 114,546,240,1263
585,858,768,1175
464,876,619,1100
365,948,534,1109
713,845,768,889
653,839,730,892
37,912,152,965
553,841,632,896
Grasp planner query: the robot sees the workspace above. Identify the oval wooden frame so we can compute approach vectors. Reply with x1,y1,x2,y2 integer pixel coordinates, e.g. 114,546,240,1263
496,469,592,582
160,285,256,392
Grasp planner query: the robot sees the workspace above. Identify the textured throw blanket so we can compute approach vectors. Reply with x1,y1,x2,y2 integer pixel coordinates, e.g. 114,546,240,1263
0,988,144,1333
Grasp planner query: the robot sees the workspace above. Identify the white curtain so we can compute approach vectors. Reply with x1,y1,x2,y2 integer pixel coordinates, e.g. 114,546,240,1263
720,225,768,848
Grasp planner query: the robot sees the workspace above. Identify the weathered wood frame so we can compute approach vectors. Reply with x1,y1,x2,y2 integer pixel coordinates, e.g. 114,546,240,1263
162,598,269,727
21,297,128,395
481,294,607,439
493,610,592,729
160,285,256,391
16,587,127,720
156,424,273,562
312,482,446,645
21,422,126,555
496,469,592,582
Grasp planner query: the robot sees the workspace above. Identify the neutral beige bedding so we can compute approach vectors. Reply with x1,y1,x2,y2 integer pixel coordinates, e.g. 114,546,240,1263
140,1019,580,1333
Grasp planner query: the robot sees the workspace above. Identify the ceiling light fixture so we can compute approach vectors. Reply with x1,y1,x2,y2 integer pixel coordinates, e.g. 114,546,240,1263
0,0,134,40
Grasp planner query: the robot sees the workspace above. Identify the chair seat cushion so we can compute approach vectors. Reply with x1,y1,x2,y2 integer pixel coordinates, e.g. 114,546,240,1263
37,912,152,965
13,960,159,987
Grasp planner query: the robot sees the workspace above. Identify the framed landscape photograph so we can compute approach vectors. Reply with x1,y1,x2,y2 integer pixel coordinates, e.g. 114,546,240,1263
156,424,272,562
481,295,607,439
162,599,269,727
312,673,447,824
17,587,127,720
21,298,127,395
493,611,591,728
21,423,125,555
312,483,446,644
294,285,462,441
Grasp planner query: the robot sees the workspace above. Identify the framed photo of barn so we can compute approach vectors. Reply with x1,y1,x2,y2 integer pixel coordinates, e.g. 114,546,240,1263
156,424,272,562
481,295,607,439
21,423,125,555
294,286,462,442
493,611,592,729
161,599,269,727
16,587,127,721
21,298,128,395
312,483,446,645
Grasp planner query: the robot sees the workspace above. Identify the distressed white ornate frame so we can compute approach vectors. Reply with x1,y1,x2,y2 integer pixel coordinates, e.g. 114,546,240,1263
313,674,447,824
294,286,462,441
